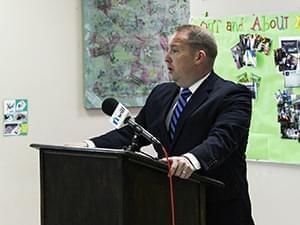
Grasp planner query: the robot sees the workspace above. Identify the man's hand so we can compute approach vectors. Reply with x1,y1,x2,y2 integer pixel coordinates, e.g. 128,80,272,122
160,156,195,179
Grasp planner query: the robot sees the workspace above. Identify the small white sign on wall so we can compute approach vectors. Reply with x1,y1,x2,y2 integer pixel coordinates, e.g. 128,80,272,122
3,99,28,136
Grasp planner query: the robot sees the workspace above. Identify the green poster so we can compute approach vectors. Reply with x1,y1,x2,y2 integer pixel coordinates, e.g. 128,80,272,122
192,12,300,164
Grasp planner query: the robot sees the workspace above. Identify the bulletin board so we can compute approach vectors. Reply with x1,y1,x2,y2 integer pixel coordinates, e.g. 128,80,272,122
191,12,300,164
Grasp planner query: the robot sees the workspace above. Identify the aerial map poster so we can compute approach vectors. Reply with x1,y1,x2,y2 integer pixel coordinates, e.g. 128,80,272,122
191,11,300,164
82,0,190,108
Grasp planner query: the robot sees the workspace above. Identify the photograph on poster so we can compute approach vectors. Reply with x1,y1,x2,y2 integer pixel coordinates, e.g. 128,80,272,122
237,72,261,99
275,37,300,88
231,33,272,69
4,123,20,136
275,89,300,142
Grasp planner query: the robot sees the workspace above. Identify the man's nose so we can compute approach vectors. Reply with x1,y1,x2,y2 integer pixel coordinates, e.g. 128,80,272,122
165,52,171,63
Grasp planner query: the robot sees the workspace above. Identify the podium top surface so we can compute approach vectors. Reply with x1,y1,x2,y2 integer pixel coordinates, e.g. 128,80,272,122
30,143,224,188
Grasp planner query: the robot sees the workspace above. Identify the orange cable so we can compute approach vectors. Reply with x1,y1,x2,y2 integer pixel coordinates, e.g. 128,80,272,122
161,146,176,225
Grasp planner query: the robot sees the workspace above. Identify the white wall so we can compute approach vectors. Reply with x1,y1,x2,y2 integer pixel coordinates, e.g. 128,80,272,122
0,0,299,225
190,0,300,19
0,1,111,225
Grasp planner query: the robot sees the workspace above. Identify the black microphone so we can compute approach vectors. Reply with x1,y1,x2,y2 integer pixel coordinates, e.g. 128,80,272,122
102,98,161,145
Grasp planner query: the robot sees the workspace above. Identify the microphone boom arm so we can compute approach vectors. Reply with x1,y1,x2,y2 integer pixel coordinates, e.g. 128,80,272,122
126,118,161,146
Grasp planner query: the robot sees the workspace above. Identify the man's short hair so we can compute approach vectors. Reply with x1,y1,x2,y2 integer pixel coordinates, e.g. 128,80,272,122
175,24,218,60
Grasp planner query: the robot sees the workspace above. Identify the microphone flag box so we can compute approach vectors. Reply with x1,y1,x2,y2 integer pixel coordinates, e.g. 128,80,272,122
110,103,130,129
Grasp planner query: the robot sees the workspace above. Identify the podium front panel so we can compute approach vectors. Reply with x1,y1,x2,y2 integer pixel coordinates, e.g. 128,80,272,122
123,157,203,225
40,150,124,225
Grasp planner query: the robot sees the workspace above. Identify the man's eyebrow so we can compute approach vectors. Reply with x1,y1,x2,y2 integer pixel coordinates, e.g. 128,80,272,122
169,44,179,48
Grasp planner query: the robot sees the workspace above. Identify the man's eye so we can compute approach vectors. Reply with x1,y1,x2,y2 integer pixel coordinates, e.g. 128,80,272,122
171,49,179,53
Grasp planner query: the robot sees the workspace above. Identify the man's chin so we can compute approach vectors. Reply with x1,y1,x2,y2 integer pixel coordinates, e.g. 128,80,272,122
168,73,174,80
170,77,185,87
170,78,181,86
169,73,177,81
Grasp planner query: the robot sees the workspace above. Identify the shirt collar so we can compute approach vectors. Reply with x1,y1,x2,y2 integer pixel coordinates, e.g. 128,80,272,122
182,72,211,94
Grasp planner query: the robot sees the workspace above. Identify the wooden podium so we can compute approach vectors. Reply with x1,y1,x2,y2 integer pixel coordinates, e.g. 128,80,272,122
31,144,223,225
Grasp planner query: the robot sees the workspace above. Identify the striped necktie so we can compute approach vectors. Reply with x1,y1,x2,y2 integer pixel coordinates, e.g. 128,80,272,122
169,88,192,140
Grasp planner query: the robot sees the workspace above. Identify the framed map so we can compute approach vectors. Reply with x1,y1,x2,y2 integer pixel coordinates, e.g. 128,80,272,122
82,0,190,108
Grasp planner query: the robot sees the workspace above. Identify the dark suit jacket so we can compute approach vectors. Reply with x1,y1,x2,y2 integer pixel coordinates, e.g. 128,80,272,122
91,72,255,225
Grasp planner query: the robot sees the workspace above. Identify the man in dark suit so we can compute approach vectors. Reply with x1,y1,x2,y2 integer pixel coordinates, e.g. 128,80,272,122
78,24,255,225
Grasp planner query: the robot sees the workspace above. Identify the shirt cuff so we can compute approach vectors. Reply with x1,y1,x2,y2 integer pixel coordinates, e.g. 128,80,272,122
183,153,201,170
84,140,96,148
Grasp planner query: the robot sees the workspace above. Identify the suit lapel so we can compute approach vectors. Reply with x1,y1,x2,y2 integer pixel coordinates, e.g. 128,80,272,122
172,73,217,142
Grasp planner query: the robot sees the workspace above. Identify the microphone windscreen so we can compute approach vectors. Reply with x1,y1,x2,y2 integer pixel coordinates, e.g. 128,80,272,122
102,98,118,116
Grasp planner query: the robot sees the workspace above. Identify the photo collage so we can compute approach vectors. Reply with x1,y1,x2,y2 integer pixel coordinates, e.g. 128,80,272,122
231,34,299,142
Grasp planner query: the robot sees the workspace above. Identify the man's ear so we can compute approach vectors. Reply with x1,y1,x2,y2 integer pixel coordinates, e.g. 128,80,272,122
194,50,207,64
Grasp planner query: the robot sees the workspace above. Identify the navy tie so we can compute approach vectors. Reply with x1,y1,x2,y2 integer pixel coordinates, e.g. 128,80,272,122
169,88,192,140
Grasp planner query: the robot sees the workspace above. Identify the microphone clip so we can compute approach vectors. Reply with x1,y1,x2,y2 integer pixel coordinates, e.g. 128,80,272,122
126,131,141,152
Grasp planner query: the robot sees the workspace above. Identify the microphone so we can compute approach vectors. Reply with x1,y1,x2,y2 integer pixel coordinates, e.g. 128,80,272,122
102,98,161,145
